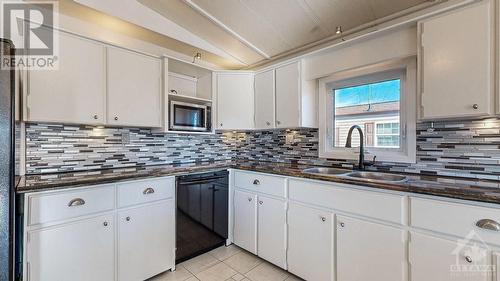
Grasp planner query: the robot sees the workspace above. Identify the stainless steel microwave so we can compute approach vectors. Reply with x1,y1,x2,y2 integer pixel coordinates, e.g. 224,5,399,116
169,101,211,132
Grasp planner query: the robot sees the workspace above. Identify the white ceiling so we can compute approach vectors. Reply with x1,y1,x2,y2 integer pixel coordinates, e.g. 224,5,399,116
76,0,437,68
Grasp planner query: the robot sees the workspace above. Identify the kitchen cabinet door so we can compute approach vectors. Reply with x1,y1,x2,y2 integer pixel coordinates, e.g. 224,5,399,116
107,47,162,127
27,31,106,124
216,73,254,130
336,215,405,281
233,189,257,254
419,0,493,119
287,203,334,281
257,195,286,269
410,232,491,281
275,62,300,128
26,214,114,281
254,70,275,129
118,200,175,281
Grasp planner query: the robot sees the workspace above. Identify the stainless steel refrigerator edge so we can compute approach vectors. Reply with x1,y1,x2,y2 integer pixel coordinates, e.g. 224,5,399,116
0,39,15,281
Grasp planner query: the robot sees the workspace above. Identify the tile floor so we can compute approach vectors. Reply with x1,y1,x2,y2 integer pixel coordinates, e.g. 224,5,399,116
149,245,303,281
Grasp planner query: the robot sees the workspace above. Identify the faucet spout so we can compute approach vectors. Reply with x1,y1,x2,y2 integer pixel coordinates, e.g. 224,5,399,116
345,125,365,170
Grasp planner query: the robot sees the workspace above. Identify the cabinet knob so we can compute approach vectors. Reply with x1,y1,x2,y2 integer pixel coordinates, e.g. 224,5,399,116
339,222,345,227
247,197,252,202
220,123,223,127
126,216,131,222
320,216,326,222
259,201,263,205
473,104,479,110
114,116,119,121
93,115,98,120
103,221,108,227
465,256,473,263
266,121,271,126
476,219,500,231
253,179,260,185
276,121,281,125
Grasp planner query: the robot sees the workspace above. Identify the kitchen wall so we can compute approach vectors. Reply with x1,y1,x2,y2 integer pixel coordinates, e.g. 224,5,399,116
25,118,500,181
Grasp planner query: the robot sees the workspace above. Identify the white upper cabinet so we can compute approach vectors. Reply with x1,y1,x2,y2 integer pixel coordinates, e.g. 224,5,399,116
336,215,405,281
107,47,162,127
27,32,106,124
254,70,275,129
216,72,254,130
275,62,301,128
419,0,494,119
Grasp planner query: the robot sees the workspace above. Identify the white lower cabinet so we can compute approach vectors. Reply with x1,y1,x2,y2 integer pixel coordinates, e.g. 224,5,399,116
233,189,258,254
287,203,334,281
118,200,175,281
257,195,286,269
336,215,406,281
27,214,115,281
409,232,491,281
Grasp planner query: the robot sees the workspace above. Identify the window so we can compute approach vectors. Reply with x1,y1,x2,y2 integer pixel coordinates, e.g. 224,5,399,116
318,59,416,163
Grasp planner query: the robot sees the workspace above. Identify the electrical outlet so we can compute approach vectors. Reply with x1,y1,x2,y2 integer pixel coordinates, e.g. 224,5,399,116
286,134,294,144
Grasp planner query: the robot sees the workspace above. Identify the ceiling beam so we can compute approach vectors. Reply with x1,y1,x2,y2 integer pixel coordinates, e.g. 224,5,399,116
182,0,272,59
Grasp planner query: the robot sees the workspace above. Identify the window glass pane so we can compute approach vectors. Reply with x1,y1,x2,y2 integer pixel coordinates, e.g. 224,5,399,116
334,79,400,148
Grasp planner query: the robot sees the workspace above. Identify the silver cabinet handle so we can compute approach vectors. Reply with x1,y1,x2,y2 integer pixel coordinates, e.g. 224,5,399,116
259,201,263,205
253,179,260,185
143,187,155,195
114,116,118,121
465,256,473,263
126,216,131,222
247,197,252,202
68,198,85,207
220,123,223,127
320,216,326,222
276,121,281,125
339,222,345,227
266,121,271,126
473,104,479,110
103,221,108,227
476,219,500,231
93,115,98,120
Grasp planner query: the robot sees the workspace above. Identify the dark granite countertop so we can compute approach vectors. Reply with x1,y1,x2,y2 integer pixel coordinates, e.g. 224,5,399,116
16,160,500,205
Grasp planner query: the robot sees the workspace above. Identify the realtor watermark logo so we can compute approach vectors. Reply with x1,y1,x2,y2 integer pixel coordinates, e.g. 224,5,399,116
450,230,495,278
1,1,59,70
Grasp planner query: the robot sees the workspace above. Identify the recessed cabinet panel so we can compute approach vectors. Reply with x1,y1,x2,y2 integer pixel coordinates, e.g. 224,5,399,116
287,203,334,281
336,215,405,281
27,214,115,281
27,31,106,124
233,189,257,254
419,0,493,119
216,73,254,130
275,62,300,128
118,200,175,281
410,232,491,281
107,47,162,127
257,195,286,269
255,70,275,129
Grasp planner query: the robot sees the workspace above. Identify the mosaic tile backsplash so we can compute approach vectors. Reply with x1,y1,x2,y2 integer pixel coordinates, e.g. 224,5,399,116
25,118,500,180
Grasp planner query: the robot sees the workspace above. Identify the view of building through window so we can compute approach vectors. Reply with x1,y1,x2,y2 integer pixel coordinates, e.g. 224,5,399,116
334,79,400,148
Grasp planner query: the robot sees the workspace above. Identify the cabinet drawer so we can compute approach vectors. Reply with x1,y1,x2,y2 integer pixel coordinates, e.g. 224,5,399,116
117,177,174,208
289,179,404,224
410,197,500,246
234,171,286,198
28,184,115,226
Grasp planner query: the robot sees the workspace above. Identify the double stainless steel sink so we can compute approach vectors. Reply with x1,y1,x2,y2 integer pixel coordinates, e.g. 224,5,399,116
302,167,407,184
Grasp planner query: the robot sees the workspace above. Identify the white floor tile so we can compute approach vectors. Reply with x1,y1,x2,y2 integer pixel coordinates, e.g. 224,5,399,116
223,251,262,274
180,253,220,274
209,244,242,261
195,262,237,281
230,273,245,281
245,262,289,281
148,265,194,281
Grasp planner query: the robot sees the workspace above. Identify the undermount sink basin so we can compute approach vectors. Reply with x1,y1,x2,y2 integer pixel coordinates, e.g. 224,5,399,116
345,171,407,183
302,167,351,176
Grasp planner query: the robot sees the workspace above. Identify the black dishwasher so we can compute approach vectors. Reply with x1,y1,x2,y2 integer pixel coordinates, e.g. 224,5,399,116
176,170,228,263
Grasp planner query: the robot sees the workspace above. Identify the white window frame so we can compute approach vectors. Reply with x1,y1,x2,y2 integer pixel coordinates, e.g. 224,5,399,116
318,58,417,163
